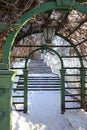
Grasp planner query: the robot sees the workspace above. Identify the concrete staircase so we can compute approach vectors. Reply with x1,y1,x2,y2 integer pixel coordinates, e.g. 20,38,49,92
28,59,52,74
13,59,61,111
16,74,61,91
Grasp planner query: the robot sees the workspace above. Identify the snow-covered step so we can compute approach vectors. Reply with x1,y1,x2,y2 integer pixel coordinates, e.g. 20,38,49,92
13,88,60,91
28,60,52,74
17,82,60,85
18,76,60,80
17,84,60,88
28,70,52,73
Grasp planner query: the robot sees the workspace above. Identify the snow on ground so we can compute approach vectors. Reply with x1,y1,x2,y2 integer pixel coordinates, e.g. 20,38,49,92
12,61,87,130
12,91,87,130
64,109,87,130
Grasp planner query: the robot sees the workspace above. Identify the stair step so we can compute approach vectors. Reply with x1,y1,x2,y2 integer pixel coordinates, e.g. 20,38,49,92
16,74,59,77
29,71,52,73
13,109,24,112
14,81,60,84
16,85,61,87
65,94,81,96
65,100,81,102
65,87,81,89
19,79,60,81
28,60,52,74
13,96,24,98
16,82,60,85
13,88,61,91
18,79,60,81
28,68,51,70
17,77,60,79
28,76,60,78
65,107,81,110
29,67,51,69
15,83,61,85
13,102,24,104
28,66,48,68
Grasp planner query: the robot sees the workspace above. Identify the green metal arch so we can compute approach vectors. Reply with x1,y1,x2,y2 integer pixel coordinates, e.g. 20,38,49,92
25,45,64,69
55,33,84,68
2,1,87,68
13,31,84,69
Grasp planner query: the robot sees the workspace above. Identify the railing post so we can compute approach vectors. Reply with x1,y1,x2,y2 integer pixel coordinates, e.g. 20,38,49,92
0,70,16,130
23,69,28,113
80,69,85,109
60,69,66,114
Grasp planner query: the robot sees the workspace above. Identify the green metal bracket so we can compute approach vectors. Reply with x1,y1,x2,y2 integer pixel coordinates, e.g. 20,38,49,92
56,0,75,7
76,0,87,2
0,89,5,96
0,24,9,31
41,45,48,50
0,23,20,31
63,0,75,7
0,112,4,120
0,63,9,70
56,0,63,6
11,23,21,31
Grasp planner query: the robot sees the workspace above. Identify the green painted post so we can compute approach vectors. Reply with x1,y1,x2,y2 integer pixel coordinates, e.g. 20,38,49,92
60,69,66,114
23,69,28,113
80,69,86,109
0,70,16,130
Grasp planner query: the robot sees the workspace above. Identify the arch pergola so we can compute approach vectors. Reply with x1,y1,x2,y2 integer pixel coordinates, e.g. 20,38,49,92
25,45,64,69
12,31,84,68
0,1,87,130
23,45,64,113
10,30,86,112
1,0,87,68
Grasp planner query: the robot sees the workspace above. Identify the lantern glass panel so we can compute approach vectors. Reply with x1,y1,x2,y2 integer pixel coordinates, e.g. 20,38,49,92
43,25,55,43
43,28,47,41
48,27,53,42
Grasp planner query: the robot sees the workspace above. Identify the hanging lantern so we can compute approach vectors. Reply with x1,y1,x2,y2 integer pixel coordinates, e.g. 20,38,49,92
43,25,55,43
